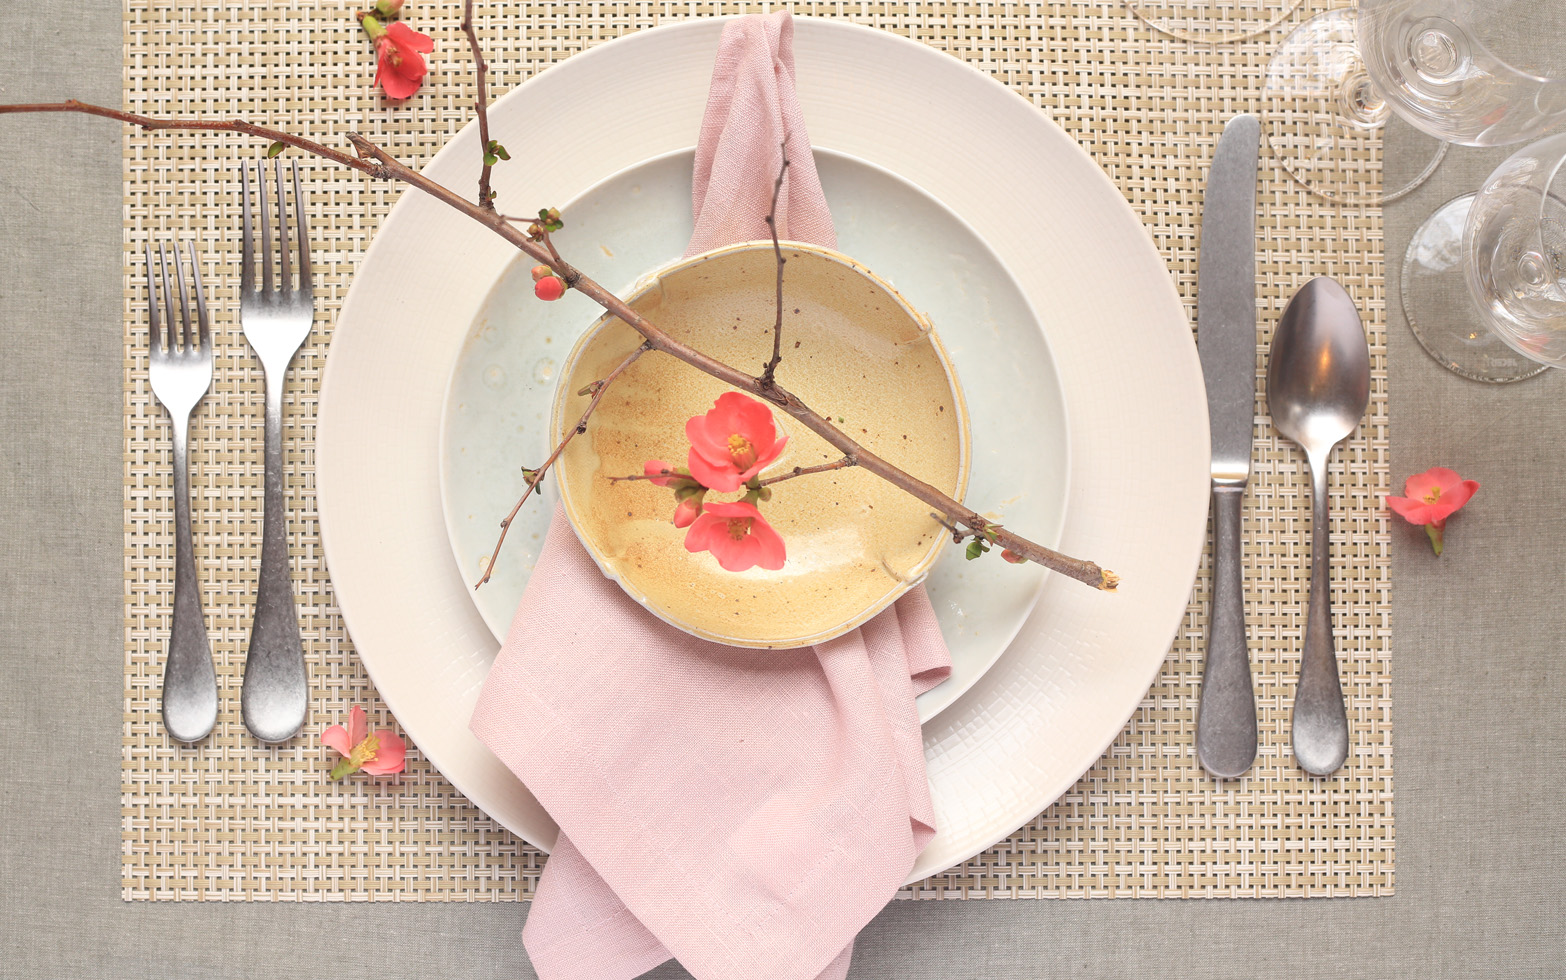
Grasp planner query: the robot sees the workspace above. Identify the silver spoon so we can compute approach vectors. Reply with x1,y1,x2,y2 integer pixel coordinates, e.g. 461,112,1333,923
1266,277,1369,777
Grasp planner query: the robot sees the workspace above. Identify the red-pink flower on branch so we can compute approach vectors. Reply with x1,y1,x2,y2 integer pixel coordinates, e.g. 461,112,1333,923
685,392,787,492
321,706,407,780
1385,466,1479,555
371,20,434,101
684,500,786,571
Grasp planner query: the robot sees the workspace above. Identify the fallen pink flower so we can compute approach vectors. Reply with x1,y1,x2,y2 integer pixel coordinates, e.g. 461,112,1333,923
1386,465,1479,555
365,18,433,101
683,499,786,572
321,705,407,779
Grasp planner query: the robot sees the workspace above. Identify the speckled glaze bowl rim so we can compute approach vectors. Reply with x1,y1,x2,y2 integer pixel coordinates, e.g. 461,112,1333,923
550,239,972,649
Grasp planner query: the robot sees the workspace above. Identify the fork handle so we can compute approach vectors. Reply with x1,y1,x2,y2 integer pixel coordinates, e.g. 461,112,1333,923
163,413,217,743
241,376,309,743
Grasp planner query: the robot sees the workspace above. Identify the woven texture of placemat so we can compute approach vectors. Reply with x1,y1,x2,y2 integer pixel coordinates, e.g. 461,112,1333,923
123,0,1392,901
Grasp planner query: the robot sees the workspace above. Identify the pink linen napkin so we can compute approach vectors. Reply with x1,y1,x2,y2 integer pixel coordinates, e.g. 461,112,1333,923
470,13,951,980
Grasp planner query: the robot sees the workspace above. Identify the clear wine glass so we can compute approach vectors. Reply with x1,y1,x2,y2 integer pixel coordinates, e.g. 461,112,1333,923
1405,133,1566,380
1264,0,1566,206
1126,0,1303,44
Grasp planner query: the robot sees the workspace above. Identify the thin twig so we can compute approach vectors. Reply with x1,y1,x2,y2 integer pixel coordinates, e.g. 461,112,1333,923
460,0,496,210
756,457,855,487
608,468,676,484
475,341,652,588
760,147,789,388
0,100,1116,591
609,456,854,487
538,225,567,276
0,101,389,176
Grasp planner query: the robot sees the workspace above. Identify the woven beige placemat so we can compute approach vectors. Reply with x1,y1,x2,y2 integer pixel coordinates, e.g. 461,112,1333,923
123,0,1392,901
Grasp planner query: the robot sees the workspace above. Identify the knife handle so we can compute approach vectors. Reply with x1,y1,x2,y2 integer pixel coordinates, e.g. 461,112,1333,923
1197,485,1258,779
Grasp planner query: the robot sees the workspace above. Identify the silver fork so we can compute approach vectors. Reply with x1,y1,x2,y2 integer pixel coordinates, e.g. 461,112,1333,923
238,158,313,743
146,240,218,744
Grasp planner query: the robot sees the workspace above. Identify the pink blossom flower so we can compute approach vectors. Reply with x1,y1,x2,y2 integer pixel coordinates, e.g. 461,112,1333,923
1386,466,1479,555
683,500,786,571
684,392,787,492
321,706,407,780
372,20,434,101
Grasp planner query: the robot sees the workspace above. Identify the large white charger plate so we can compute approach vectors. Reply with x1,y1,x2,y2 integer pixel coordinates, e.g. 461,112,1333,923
317,16,1209,882
438,147,1065,722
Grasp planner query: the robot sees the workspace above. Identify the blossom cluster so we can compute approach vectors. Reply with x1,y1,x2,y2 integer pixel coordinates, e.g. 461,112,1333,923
644,392,789,572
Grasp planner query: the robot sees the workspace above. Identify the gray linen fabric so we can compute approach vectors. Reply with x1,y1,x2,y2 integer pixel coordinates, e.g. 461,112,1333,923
2,2,1563,977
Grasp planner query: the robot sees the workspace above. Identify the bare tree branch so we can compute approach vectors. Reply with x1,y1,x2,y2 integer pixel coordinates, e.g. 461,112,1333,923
460,0,497,210
475,341,652,588
760,147,789,388
756,457,855,487
0,101,390,176
0,99,1117,591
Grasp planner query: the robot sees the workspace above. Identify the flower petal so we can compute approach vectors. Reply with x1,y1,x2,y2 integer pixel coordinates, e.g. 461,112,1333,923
702,500,762,520
682,511,727,554
321,724,352,757
747,513,787,570
361,730,407,775
705,392,753,439
686,414,735,470
1385,494,1434,525
723,392,777,447
379,62,423,100
386,20,435,54
686,447,743,492
1404,466,1457,501
1434,478,1480,517
755,432,787,470
711,535,759,572
347,706,368,748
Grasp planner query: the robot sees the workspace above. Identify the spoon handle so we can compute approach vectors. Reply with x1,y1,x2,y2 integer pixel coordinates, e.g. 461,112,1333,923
1197,485,1258,778
1294,449,1349,775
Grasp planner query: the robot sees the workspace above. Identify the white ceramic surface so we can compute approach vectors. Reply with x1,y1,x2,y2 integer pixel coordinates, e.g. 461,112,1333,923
438,148,1062,718
317,17,1209,883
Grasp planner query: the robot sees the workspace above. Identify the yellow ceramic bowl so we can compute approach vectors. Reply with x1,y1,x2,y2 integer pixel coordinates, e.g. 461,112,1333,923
551,241,970,648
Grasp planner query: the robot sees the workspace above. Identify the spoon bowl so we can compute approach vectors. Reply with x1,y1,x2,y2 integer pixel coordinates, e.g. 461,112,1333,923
1268,278,1371,451
1266,276,1369,776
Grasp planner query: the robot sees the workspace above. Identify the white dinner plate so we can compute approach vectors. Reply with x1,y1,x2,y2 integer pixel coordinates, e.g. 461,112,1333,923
317,16,1208,882
438,147,1065,721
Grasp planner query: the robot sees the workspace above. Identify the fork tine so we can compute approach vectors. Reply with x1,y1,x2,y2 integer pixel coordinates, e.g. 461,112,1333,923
275,157,292,293
158,243,178,352
292,160,312,296
174,241,194,353
145,241,163,355
259,156,273,293
240,160,254,294
188,240,211,355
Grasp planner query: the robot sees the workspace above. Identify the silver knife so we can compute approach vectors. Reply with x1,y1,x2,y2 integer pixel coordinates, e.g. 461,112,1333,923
1195,114,1260,779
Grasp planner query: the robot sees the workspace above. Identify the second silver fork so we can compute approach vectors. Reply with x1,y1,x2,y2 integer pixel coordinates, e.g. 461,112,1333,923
239,158,313,743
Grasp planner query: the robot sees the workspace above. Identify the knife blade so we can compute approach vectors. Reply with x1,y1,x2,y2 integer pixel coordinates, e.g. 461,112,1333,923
1195,114,1260,780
